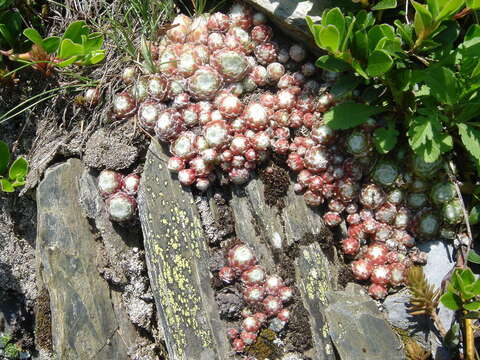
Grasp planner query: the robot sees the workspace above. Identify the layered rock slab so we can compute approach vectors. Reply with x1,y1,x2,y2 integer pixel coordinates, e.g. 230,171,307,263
138,141,230,360
36,159,136,359
227,173,338,359
325,283,405,360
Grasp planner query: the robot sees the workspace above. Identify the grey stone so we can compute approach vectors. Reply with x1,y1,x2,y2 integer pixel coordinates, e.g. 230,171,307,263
79,167,156,334
325,283,405,360
138,141,230,360
36,159,133,359
227,168,340,358
418,240,455,289
383,240,456,360
243,0,333,54
0,195,37,345
383,289,430,347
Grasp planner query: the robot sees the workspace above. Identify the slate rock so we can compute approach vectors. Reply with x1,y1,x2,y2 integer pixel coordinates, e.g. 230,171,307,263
325,283,405,360
383,289,430,347
138,141,230,360
227,173,339,359
36,159,132,359
384,240,456,360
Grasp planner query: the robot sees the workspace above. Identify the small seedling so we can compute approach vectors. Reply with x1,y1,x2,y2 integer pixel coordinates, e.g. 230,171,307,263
2,20,105,75
440,268,480,314
440,268,480,360
0,140,28,192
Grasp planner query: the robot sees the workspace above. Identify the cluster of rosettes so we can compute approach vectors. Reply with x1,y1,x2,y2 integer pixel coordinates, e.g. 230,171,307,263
218,243,293,353
283,122,462,299
107,3,465,299
97,170,141,222
110,2,328,191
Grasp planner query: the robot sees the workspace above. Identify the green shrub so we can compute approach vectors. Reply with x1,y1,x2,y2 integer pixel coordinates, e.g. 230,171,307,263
307,1,480,172
0,140,28,192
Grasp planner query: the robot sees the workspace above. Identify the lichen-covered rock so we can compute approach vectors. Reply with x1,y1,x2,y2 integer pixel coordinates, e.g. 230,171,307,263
36,159,136,359
138,141,230,359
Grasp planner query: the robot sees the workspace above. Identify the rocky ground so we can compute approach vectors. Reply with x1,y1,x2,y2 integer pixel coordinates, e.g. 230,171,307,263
0,0,478,359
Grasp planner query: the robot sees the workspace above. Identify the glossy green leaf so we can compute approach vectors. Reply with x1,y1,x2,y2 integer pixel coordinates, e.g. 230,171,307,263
0,140,10,174
440,291,462,310
0,0,14,10
376,37,402,54
394,20,414,46
366,50,393,76
372,0,398,10
464,301,480,311
62,20,88,43
368,25,393,52
412,0,433,38
464,311,480,319
0,23,14,48
59,38,84,59
459,268,476,285
23,28,44,46
315,55,350,72
425,66,458,105
83,33,104,52
0,178,14,192
466,0,480,9
471,62,480,78
467,249,480,264
306,16,323,48
458,123,480,164
351,59,369,79
427,0,440,17
408,109,452,163
8,157,28,181
42,36,61,54
11,178,25,188
355,10,376,30
465,24,480,41
352,30,369,62
456,102,480,123
341,15,356,51
469,205,480,225
436,0,465,21
0,11,21,43
86,51,105,65
320,25,340,52
330,74,362,97
324,8,345,40
56,56,78,67
389,69,423,92
373,122,399,154
324,102,383,129
470,279,480,294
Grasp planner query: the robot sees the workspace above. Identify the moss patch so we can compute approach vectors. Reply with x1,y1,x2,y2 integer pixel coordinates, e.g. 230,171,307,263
34,288,52,351
246,328,281,359
259,160,290,209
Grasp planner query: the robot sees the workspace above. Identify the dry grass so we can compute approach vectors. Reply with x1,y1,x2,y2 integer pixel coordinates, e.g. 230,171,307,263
0,0,177,192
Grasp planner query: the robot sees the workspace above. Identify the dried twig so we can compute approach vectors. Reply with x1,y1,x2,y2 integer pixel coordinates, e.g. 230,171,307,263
445,161,473,269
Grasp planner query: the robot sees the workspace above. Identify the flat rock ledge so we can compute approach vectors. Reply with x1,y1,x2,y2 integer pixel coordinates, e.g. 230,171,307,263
36,159,140,359
325,283,405,360
138,142,229,360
